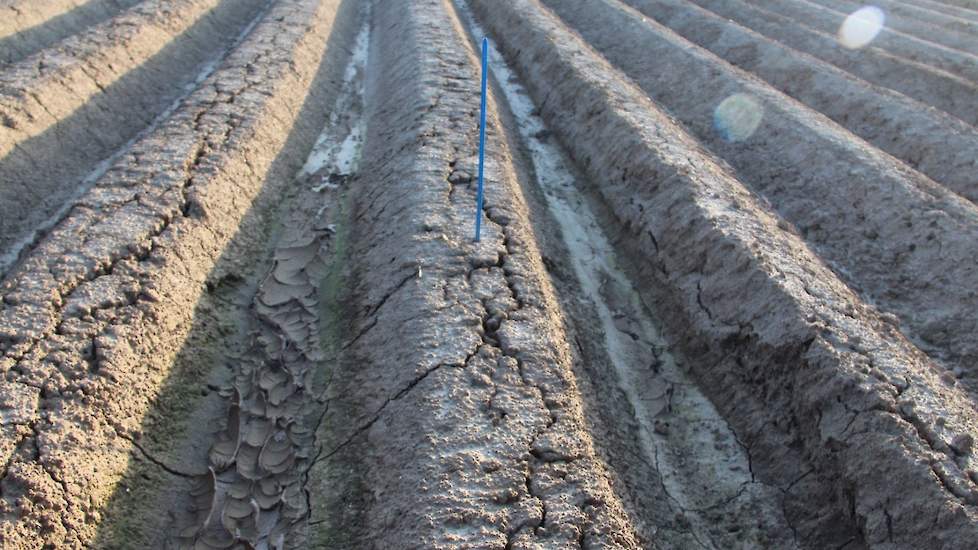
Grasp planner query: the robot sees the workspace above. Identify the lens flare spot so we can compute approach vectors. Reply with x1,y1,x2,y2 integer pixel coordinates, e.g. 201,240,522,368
838,6,885,49
713,93,763,142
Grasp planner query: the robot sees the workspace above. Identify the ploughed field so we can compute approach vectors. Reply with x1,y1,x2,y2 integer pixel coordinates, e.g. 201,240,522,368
1,0,977,548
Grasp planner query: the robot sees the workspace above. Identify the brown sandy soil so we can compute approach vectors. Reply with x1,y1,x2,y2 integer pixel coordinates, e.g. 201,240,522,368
0,0,977,548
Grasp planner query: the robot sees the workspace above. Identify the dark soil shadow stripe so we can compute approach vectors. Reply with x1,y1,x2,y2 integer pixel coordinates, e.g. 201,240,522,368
0,0,142,66
0,0,268,274
87,1,362,546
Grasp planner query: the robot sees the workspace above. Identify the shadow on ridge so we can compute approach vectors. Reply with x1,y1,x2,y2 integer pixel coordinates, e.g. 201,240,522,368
90,0,362,546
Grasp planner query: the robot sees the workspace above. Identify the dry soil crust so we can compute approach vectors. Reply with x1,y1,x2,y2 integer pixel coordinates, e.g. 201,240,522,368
313,0,640,546
2,0,978,548
0,0,142,66
686,0,978,128
470,0,978,546
0,0,348,546
749,0,978,85
620,0,978,198
543,0,978,398
0,0,267,270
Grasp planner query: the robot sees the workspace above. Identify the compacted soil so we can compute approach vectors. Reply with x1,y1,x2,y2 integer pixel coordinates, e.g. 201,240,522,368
0,0,977,548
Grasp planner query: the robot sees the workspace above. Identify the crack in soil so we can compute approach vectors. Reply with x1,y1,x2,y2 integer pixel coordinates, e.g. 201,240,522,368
169,14,372,546
454,2,796,546
116,431,201,479
0,1,349,546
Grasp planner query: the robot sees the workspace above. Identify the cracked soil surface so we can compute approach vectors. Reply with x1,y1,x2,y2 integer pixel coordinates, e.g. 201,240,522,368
1,0,978,548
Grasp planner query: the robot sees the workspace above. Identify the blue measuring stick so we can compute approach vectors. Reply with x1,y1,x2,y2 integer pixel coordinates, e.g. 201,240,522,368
474,37,488,242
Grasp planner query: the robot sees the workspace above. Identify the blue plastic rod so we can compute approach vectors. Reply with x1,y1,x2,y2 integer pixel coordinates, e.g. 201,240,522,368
474,37,489,242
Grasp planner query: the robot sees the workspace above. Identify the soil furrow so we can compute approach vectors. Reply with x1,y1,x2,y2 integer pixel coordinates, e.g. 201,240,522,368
887,0,978,27
0,0,976,546
168,6,366,548
0,0,273,286
620,0,978,199
1,1,85,40
939,0,978,11
748,0,978,84
0,0,350,546
0,0,141,66
454,2,796,546
543,0,978,398
687,0,978,129
469,0,978,546
170,167,337,550
0,0,268,271
816,0,978,53
310,0,642,546
902,0,978,22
